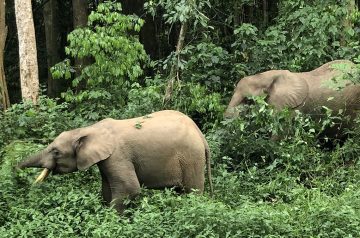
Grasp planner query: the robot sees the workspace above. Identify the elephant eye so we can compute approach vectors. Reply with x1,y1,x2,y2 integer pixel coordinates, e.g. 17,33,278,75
51,149,61,157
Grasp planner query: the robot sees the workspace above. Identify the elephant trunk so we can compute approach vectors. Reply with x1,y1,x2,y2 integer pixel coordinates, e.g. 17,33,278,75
17,150,55,183
224,106,239,118
224,93,244,118
17,151,46,169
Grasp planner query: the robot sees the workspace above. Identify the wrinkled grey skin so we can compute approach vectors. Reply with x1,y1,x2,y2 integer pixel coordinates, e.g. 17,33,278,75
225,60,360,139
18,110,213,214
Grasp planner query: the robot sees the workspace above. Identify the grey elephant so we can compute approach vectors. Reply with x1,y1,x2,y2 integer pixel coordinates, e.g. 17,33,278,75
225,60,360,138
18,110,213,214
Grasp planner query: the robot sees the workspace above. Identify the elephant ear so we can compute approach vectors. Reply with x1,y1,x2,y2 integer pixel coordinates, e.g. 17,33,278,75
73,127,115,171
267,71,309,109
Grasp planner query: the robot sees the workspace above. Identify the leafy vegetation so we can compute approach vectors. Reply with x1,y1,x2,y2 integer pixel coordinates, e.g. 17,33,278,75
1,105,360,237
2,1,360,237
232,0,360,74
51,2,148,121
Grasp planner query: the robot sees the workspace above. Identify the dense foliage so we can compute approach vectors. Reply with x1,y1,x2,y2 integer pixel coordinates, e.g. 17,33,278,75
1,100,360,237
2,1,360,237
51,2,148,120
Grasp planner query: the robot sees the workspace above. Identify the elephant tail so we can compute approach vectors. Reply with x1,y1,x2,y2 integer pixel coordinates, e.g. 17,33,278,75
204,140,214,196
191,120,214,196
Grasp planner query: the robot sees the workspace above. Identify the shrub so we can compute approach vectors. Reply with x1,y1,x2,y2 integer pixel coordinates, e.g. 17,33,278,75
0,96,85,152
208,96,360,192
113,78,225,130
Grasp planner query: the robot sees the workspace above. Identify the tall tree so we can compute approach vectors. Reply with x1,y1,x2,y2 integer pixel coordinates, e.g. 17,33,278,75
0,0,10,110
72,0,88,78
14,0,39,104
43,0,62,97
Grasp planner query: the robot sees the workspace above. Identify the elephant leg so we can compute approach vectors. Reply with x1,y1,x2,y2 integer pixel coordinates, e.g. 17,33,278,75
181,156,205,194
98,160,141,214
110,174,141,213
100,170,111,204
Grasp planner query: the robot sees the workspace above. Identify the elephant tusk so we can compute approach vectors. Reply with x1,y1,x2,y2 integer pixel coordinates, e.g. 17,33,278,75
34,168,50,184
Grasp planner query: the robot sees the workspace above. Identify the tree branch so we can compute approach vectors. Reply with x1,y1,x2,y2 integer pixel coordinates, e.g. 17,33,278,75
163,22,188,107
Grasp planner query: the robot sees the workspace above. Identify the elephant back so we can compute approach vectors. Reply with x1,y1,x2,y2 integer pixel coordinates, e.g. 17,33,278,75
308,60,354,76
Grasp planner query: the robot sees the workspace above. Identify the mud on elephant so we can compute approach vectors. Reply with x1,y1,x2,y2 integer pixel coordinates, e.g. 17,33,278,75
18,110,213,214
225,60,360,139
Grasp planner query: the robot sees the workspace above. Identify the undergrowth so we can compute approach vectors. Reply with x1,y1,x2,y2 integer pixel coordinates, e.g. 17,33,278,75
1,98,360,237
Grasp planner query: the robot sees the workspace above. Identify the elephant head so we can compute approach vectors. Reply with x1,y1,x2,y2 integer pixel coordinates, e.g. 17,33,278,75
18,126,115,182
224,70,309,118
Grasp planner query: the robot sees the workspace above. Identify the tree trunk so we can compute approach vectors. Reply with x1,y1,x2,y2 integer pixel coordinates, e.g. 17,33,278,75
163,22,188,106
247,4,254,23
72,0,89,78
234,2,242,27
346,0,356,29
0,0,10,110
341,0,356,46
14,0,39,104
263,0,268,26
121,0,159,60
44,0,62,98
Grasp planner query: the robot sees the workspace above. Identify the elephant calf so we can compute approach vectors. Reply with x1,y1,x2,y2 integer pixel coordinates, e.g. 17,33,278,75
225,60,360,139
18,110,213,213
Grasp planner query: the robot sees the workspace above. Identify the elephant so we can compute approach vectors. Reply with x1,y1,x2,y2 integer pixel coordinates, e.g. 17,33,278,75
224,60,360,139
17,110,213,214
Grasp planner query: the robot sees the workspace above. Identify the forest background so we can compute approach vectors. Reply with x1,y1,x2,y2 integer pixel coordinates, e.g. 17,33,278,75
1,0,360,237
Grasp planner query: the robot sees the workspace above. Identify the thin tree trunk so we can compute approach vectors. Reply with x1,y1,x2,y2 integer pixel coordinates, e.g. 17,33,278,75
0,0,10,110
163,22,188,106
234,2,242,27
345,0,356,29
247,3,254,23
44,0,61,98
341,0,356,46
14,0,39,104
263,0,268,26
72,0,88,78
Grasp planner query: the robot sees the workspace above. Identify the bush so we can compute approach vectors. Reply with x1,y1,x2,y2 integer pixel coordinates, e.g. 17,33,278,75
113,78,225,130
208,97,360,194
0,96,86,152
180,42,240,95
169,81,225,129
210,97,319,168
